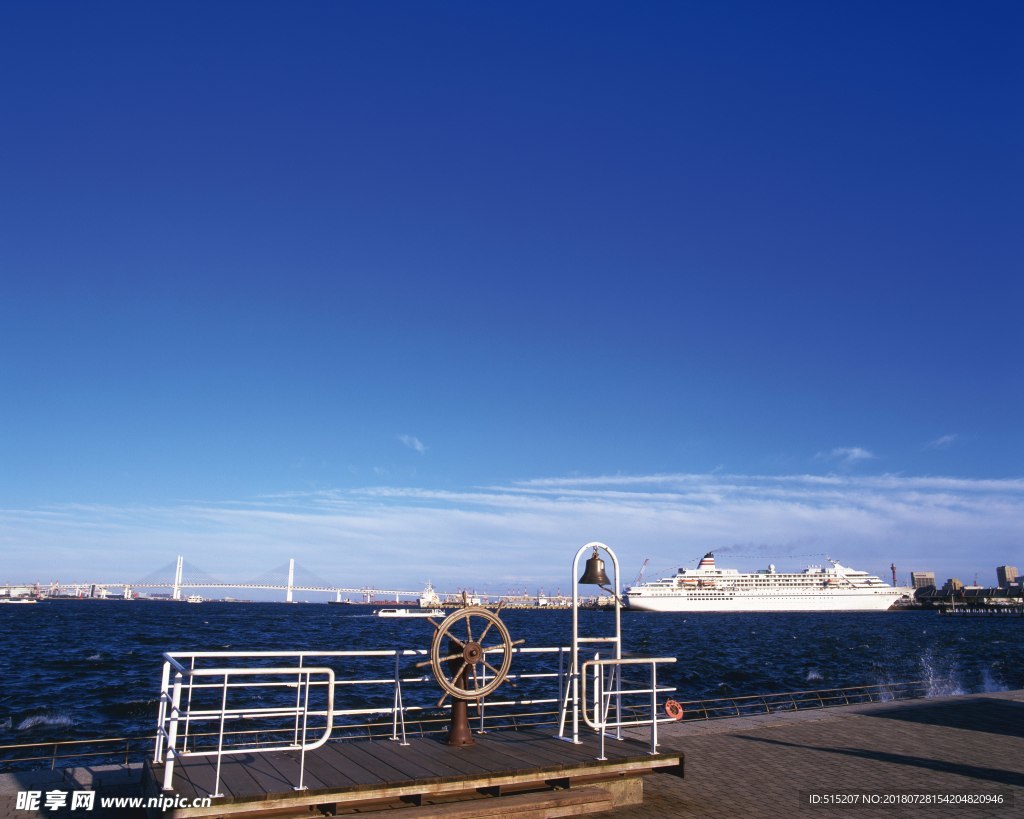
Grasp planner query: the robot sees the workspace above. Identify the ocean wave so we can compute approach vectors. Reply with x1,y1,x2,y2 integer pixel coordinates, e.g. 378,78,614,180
17,712,75,731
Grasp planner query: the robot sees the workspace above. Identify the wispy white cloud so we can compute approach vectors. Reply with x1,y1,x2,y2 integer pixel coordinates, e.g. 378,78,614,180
1,472,1021,594
816,447,877,464
398,434,427,454
926,434,958,450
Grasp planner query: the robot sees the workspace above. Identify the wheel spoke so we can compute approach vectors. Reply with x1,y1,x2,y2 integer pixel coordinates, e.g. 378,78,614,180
484,638,524,653
450,659,469,689
417,649,463,668
463,613,474,643
482,659,516,688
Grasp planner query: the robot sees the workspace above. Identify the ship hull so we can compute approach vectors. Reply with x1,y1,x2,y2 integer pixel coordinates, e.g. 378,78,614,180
625,589,904,612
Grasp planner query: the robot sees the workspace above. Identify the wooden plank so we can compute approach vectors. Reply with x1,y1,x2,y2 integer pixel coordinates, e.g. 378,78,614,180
479,734,593,769
359,739,469,781
406,742,504,778
298,748,366,789
173,756,222,800
233,749,330,794
438,742,538,777
484,728,642,766
314,742,407,785
474,731,663,774
207,756,265,799
355,785,616,818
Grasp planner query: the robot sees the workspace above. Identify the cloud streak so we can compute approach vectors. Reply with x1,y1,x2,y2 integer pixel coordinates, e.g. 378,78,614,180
398,434,427,454
1,472,1021,594
816,447,877,464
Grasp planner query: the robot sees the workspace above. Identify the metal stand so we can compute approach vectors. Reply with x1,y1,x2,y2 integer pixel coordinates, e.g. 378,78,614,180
446,642,475,746
418,606,518,747
557,542,623,744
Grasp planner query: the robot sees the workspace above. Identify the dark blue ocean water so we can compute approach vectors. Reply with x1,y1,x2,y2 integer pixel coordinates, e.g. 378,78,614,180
2,601,1021,746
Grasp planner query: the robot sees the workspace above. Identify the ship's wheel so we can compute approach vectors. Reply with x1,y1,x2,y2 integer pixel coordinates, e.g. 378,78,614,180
417,603,523,745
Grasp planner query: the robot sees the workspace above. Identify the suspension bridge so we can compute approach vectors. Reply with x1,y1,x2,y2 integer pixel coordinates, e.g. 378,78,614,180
15,556,566,606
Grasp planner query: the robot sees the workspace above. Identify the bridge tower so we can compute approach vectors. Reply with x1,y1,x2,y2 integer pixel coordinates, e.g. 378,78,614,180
172,555,184,600
286,558,295,603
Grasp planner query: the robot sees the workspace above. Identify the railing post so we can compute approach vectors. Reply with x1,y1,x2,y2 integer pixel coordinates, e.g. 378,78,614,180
296,671,310,791
391,651,408,745
182,656,196,752
162,670,184,791
293,654,305,746
613,663,622,740
154,660,171,762
210,673,229,798
650,660,658,754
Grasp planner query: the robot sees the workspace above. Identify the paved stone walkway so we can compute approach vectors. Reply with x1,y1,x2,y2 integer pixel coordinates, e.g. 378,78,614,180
608,688,1024,818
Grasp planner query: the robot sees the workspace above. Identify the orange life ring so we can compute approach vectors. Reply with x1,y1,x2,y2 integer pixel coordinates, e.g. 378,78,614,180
665,699,683,720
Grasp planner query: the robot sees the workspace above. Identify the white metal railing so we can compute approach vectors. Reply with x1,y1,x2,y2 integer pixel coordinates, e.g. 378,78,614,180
580,656,678,760
154,646,574,796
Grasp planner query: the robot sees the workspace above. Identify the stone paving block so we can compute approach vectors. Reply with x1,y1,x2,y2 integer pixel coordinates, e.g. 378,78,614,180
601,690,1024,818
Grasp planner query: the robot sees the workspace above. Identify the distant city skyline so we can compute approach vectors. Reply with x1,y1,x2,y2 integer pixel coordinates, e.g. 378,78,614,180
1,3,1020,589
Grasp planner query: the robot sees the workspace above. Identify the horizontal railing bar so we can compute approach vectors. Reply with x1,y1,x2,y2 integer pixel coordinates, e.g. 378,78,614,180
164,646,569,661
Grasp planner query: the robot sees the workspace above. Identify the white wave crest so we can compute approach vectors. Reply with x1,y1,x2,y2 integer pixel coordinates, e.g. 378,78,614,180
17,713,74,731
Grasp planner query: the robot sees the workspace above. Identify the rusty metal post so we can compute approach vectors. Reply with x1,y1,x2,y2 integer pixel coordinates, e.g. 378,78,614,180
445,637,475,747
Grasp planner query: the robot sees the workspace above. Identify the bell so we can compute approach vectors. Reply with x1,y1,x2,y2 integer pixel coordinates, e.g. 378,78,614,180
579,552,611,586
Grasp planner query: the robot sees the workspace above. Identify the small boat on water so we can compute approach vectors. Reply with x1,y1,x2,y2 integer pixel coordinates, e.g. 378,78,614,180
186,594,204,604
375,608,444,618
0,597,37,604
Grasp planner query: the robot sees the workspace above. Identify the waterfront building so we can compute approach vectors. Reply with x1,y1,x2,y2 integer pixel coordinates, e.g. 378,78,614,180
942,578,964,594
910,571,935,589
996,565,1018,588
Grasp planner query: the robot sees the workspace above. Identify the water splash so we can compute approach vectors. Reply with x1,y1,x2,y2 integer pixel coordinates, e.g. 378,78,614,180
919,649,964,697
980,668,1008,693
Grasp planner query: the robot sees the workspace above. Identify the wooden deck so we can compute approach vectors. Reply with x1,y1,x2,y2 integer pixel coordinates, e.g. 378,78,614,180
149,728,683,817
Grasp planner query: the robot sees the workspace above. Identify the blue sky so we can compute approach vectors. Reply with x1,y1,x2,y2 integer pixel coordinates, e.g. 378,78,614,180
1,1,1021,594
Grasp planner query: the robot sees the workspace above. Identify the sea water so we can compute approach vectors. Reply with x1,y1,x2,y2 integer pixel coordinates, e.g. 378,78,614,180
1,601,1020,746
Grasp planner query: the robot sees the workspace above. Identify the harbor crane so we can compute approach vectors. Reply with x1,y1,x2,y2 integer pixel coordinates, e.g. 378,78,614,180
633,558,650,586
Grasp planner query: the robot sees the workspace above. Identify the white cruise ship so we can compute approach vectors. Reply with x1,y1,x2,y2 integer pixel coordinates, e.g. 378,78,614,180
624,553,910,612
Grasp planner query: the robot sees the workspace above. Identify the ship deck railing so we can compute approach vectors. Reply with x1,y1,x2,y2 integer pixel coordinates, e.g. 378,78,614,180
576,656,679,759
153,645,585,796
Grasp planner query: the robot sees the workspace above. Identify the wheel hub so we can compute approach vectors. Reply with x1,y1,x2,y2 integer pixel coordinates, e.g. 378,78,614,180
463,641,483,663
